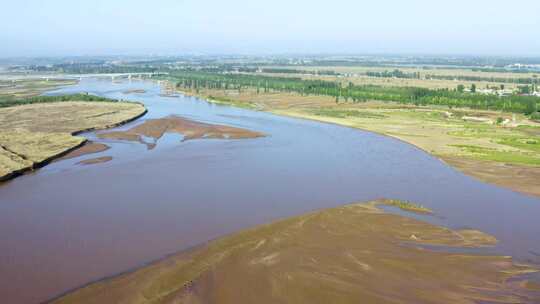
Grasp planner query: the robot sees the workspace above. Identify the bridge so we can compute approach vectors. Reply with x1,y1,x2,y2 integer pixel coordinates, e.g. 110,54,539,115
1,72,169,82
68,72,169,81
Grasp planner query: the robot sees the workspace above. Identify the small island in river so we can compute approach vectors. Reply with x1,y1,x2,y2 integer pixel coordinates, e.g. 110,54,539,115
98,115,265,149
58,141,110,161
77,156,113,166
123,89,147,95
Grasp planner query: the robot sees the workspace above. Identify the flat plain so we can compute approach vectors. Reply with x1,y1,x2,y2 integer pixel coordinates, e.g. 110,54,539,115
256,65,540,89
0,101,146,180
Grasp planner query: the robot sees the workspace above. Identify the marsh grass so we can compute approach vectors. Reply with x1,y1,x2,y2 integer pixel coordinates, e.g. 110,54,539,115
311,108,386,119
0,78,78,99
517,125,540,137
0,94,115,108
207,95,256,109
497,137,540,153
381,199,433,214
452,144,540,166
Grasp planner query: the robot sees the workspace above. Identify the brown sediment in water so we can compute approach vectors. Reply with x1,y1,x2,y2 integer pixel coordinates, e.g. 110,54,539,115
52,200,539,304
159,94,179,98
123,89,146,94
97,115,265,148
57,142,110,161
76,156,112,166
524,280,540,291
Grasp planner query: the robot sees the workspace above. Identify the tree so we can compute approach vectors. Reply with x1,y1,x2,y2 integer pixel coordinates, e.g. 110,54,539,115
524,99,537,115
168,70,540,115
519,85,531,94
457,84,465,93
471,84,476,93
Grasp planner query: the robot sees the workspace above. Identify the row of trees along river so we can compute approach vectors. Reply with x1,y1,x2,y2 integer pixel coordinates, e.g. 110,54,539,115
365,69,539,85
169,71,540,115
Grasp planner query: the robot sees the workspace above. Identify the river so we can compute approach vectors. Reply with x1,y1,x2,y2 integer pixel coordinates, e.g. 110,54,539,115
1,78,539,304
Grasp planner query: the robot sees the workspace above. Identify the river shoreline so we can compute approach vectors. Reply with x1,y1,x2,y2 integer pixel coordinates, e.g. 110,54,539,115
181,88,540,197
3,78,540,304
271,109,540,198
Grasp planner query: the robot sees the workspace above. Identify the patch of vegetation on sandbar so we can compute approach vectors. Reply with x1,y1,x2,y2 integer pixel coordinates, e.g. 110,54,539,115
380,199,433,214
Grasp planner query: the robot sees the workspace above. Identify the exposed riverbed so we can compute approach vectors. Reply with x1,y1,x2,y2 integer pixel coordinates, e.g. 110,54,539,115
1,78,539,304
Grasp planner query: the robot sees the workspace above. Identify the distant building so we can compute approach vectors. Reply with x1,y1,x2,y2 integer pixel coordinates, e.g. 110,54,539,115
462,116,494,124
498,89,514,97
477,88,495,95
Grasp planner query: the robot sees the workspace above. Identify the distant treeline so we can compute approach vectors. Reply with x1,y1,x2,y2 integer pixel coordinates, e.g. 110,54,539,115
425,74,539,85
302,57,540,69
364,69,539,84
28,63,160,74
0,94,117,108
171,71,540,115
259,68,340,76
178,66,341,76
366,70,421,79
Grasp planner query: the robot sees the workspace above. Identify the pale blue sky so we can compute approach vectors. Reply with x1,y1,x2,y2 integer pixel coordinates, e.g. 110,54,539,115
1,0,539,57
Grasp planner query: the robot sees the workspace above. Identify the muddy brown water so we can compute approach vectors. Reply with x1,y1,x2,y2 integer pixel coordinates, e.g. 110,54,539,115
0,78,539,304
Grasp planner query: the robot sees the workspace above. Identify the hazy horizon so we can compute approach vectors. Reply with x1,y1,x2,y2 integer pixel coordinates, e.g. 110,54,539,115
1,0,539,58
